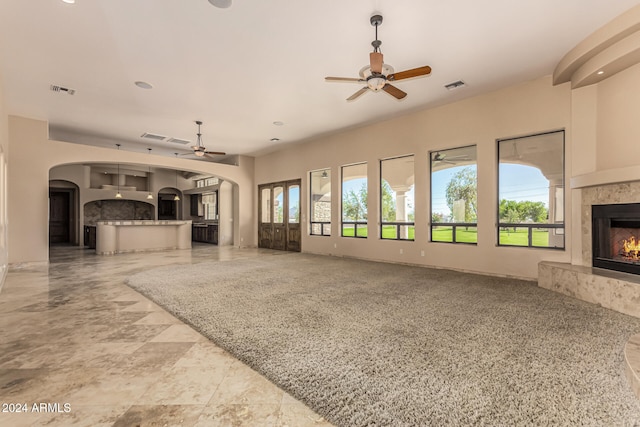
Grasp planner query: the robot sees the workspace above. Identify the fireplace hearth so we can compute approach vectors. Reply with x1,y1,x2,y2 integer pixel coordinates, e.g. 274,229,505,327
592,203,640,275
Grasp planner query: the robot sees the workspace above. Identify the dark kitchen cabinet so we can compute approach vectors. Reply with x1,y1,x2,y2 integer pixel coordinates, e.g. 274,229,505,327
192,223,218,244
190,195,203,217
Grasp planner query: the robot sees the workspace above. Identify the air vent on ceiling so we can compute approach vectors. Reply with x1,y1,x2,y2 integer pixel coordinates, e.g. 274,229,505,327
444,80,466,91
140,132,167,141
167,137,191,145
50,84,76,95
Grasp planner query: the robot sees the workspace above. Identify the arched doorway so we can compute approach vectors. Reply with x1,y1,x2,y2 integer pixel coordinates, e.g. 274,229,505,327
49,180,79,245
158,187,182,220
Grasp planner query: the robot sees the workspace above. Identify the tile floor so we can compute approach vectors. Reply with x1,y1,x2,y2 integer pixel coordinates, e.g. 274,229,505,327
0,244,333,427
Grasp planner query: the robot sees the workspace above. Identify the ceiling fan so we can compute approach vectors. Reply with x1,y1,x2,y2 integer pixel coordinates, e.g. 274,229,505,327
182,120,226,158
325,15,432,101
431,152,471,165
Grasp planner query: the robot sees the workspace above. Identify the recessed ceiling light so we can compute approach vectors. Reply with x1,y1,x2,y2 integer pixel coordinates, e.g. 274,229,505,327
273,121,284,126
135,81,153,89
597,70,605,75
62,0,76,3
270,138,280,142
208,0,232,8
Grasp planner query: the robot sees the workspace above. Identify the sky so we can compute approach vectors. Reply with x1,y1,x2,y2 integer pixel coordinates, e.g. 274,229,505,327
337,163,549,218
431,163,550,216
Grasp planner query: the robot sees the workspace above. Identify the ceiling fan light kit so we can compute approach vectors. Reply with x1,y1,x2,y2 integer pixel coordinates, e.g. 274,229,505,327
208,0,232,9
183,120,226,159
325,14,432,101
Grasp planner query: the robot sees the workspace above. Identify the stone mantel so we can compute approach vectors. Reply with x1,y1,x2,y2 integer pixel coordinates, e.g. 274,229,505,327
571,166,640,189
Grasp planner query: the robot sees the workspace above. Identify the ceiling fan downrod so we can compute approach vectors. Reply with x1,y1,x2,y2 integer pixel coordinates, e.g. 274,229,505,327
370,14,383,53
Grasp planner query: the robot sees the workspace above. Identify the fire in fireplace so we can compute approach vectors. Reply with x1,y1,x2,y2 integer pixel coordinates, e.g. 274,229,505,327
592,203,640,275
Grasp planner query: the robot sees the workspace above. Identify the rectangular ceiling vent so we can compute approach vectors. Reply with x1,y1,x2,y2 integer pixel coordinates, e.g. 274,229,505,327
444,80,466,91
50,84,76,95
167,137,191,145
140,132,167,141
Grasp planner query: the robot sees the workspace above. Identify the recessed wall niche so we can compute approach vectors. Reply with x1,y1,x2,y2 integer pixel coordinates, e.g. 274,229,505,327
89,166,150,191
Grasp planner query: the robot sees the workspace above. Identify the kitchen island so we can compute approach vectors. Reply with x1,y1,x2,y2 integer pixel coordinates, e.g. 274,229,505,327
95,220,192,255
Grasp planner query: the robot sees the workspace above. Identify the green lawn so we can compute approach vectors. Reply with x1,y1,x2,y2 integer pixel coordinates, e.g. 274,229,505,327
498,227,549,247
342,224,415,239
431,226,552,247
431,227,478,243
341,225,552,247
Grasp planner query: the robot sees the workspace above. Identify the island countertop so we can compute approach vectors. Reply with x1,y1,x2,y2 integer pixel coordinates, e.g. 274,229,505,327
96,220,192,226
95,220,192,255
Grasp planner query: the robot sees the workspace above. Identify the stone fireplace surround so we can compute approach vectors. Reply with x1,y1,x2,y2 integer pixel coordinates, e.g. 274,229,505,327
539,180,640,318
538,180,640,399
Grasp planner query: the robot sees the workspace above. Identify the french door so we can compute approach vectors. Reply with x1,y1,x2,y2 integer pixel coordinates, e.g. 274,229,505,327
258,179,301,252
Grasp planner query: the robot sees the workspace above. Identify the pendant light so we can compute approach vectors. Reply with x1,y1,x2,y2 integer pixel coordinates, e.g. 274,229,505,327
146,148,154,200
173,153,180,201
115,144,123,199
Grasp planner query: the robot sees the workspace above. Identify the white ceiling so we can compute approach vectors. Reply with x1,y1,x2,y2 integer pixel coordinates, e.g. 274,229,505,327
1,0,639,161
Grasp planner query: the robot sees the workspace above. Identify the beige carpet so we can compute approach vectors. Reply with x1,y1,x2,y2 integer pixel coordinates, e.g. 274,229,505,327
126,253,640,426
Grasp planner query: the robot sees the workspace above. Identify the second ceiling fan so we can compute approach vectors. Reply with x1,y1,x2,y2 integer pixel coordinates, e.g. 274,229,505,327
325,15,432,101
183,120,226,159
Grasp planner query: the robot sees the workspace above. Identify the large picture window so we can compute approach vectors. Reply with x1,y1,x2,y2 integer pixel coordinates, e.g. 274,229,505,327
310,169,331,236
430,146,478,244
497,130,564,249
380,155,415,240
342,163,368,238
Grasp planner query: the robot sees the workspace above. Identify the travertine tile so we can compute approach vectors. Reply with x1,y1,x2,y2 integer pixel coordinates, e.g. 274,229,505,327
150,324,206,342
139,365,230,405
194,403,280,427
112,404,205,427
0,245,331,427
134,311,184,325
210,360,285,406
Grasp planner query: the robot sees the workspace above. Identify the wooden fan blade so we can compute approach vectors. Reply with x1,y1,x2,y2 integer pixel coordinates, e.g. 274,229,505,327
388,65,432,81
204,151,226,156
382,84,407,100
370,52,383,74
347,87,369,101
325,76,363,82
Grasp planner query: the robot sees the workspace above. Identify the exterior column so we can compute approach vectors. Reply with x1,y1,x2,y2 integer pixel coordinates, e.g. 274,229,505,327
395,190,408,239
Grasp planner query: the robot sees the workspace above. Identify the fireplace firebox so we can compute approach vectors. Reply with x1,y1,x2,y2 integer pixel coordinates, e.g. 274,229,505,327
593,203,640,275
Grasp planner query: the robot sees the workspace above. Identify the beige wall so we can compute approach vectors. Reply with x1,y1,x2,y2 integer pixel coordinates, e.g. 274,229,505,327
569,62,640,264
0,71,8,287
7,116,256,264
255,76,573,279
596,62,640,171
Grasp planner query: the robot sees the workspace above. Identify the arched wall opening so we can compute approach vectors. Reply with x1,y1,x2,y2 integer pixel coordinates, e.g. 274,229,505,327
49,161,240,248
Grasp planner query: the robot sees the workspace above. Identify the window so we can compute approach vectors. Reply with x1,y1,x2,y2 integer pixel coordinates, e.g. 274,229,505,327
196,177,219,188
202,191,218,220
342,163,367,238
273,185,284,223
497,130,564,249
288,184,300,224
380,155,415,240
430,146,478,244
261,187,271,223
310,169,331,236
